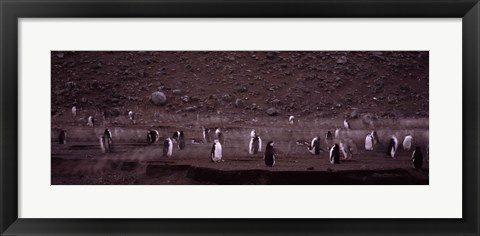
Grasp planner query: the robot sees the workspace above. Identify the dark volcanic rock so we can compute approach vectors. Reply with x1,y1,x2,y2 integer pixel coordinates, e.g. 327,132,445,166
350,110,359,119
50,51,429,122
236,85,247,93
181,95,190,103
104,108,121,117
185,106,198,112
235,98,245,108
222,94,233,102
337,56,348,64
91,63,102,69
266,107,278,116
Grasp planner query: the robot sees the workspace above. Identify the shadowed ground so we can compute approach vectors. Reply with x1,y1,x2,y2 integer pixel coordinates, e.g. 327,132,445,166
51,122,429,185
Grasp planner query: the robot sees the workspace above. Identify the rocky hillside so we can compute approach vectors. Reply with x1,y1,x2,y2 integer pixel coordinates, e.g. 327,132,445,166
51,51,428,125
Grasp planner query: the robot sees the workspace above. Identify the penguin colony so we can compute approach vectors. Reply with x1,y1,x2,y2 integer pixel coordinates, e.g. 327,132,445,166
58,113,426,170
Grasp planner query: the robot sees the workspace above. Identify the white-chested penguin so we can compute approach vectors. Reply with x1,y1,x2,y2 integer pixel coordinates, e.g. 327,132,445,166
334,128,341,140
147,129,159,145
264,141,276,167
307,136,324,155
172,131,180,143
344,117,351,129
340,140,354,160
128,111,134,123
386,135,399,158
99,128,113,153
403,135,413,151
87,116,94,127
250,129,257,138
58,130,67,144
289,115,295,125
326,131,334,150
249,131,262,155
163,137,173,157
71,106,77,117
412,146,423,169
365,133,374,151
330,144,340,164
211,139,222,162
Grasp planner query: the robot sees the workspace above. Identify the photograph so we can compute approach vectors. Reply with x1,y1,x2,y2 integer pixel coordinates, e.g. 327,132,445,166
51,51,429,185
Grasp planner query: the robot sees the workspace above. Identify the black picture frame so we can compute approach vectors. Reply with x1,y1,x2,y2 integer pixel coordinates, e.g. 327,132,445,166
1,0,479,235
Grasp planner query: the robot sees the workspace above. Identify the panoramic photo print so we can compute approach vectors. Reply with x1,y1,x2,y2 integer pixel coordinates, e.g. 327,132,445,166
51,51,429,185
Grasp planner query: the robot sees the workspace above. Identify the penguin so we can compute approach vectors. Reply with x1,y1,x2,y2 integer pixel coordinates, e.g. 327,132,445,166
99,136,108,153
71,106,77,117
172,131,180,143
147,129,159,145
307,136,324,155
210,139,222,162
163,137,173,157
403,135,413,151
289,115,295,125
334,128,341,140
203,127,211,143
330,144,340,164
343,117,351,129
371,131,380,145
412,146,423,169
340,141,353,160
325,131,334,150
104,128,112,139
250,129,257,138
87,116,94,127
215,128,224,144
365,134,374,151
58,130,67,144
386,135,398,158
249,133,262,155
178,131,186,150
264,141,276,167
128,111,134,123
99,129,112,153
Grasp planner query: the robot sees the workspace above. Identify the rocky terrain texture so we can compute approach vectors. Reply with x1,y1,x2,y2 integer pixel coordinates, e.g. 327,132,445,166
51,51,429,125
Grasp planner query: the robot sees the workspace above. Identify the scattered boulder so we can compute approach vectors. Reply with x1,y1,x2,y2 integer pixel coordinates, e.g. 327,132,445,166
337,56,348,64
235,98,245,108
137,70,146,78
236,85,247,93
185,106,197,112
104,108,121,117
350,110,359,119
222,94,233,102
172,89,182,95
151,91,167,106
91,63,102,69
271,99,282,105
266,107,278,116
181,95,190,103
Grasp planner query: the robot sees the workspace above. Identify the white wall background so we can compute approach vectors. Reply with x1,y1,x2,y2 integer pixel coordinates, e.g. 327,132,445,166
18,18,462,218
